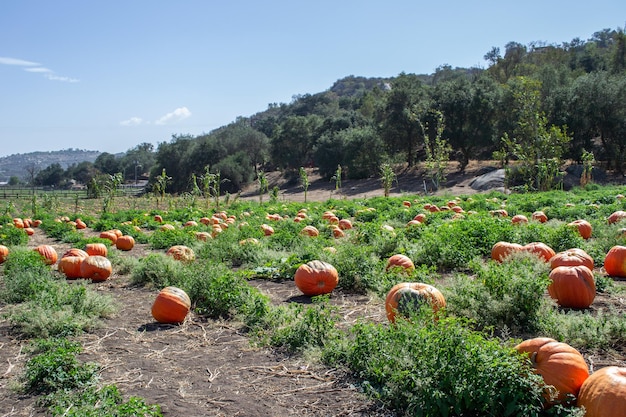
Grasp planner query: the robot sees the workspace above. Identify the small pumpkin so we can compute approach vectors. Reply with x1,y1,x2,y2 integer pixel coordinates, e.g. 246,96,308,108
385,282,446,323
195,231,212,241
260,224,274,236
115,235,135,251
34,244,58,265
603,245,626,277
24,227,35,236
184,220,198,227
548,265,596,309
331,226,345,238
511,214,529,224
75,218,87,229
151,286,192,324
338,219,352,230
568,219,592,240
58,256,84,279
491,241,524,262
577,366,626,417
385,254,415,274
532,211,548,223
294,260,339,296
300,225,320,237
523,242,556,263
0,245,9,264
80,255,112,281
549,248,594,271
85,243,108,257
515,337,589,404
166,245,195,262
99,231,118,244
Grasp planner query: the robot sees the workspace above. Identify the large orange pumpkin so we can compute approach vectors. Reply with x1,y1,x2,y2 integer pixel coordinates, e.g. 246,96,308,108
58,256,84,279
115,235,135,251
604,245,626,277
385,282,446,323
34,245,58,265
577,366,626,417
151,286,192,324
294,260,339,296
549,248,594,271
0,245,9,264
532,211,548,223
80,255,112,281
385,254,415,274
166,245,195,262
523,242,556,263
85,243,108,257
491,241,524,262
99,231,118,244
300,225,320,237
338,219,353,230
61,248,89,259
568,219,592,240
548,265,596,309
607,210,626,224
515,337,589,404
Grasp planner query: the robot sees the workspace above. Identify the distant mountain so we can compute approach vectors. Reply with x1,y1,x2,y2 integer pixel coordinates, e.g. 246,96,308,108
0,149,101,181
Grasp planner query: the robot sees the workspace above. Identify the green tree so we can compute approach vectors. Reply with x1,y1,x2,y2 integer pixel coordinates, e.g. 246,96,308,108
494,77,571,191
34,163,65,187
423,110,452,190
299,167,310,203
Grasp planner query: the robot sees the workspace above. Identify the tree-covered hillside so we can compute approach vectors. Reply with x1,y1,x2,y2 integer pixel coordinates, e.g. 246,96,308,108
13,27,626,195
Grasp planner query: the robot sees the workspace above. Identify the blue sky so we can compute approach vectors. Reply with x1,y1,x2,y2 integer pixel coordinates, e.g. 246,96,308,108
1,1,625,158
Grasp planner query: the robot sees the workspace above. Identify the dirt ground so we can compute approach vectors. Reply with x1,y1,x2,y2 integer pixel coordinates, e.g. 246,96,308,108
1,165,625,416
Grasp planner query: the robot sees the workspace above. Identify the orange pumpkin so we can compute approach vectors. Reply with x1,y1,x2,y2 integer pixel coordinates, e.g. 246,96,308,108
549,248,594,271
300,225,319,237
515,337,589,404
75,218,87,229
159,224,176,231
99,231,118,244
385,254,415,274
151,286,192,324
115,235,135,251
548,265,596,309
24,227,35,236
491,241,524,262
85,243,108,257
332,226,345,238
607,210,626,224
568,219,592,240
577,366,626,417
260,224,274,236
532,211,548,223
402,200,411,208
511,214,529,224
523,242,556,263
12,218,24,228
58,256,84,279
385,282,446,323
184,220,198,227
80,255,112,281
490,209,508,217
0,245,9,264
34,245,58,265
62,248,89,259
166,245,195,262
338,219,353,230
294,260,339,296
154,214,163,223
195,231,212,241
604,245,626,277
413,213,427,223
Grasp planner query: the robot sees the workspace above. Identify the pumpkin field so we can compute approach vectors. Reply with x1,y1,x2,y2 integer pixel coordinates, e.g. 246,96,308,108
1,182,626,416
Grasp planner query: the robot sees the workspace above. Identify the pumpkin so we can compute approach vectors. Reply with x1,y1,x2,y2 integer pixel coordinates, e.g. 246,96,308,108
184,220,198,227
549,248,594,271
385,282,446,323
338,219,352,230
515,337,589,404
607,210,626,224
490,209,508,217
402,200,411,208
511,214,529,224
151,286,192,324
0,245,9,264
34,245,58,265
577,366,626,417
159,224,176,231
12,218,24,228
75,218,87,229
80,255,112,281
62,248,89,259
195,231,212,241
300,225,320,237
523,242,556,263
385,254,415,273
604,245,626,277
491,241,524,262
32,219,42,227
294,260,339,296
85,243,108,257
568,219,592,240
115,235,135,251
260,224,274,236
166,245,195,262
532,211,548,223
154,214,163,223
413,213,427,223
548,265,596,309
332,226,345,238
24,227,35,236
99,231,118,244
58,256,84,279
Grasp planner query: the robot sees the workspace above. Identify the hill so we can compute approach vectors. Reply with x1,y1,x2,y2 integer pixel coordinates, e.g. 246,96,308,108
0,149,101,182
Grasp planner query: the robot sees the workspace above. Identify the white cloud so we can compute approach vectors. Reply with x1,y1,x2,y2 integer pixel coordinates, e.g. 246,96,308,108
0,57,39,66
0,56,78,82
120,117,145,126
155,107,192,125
